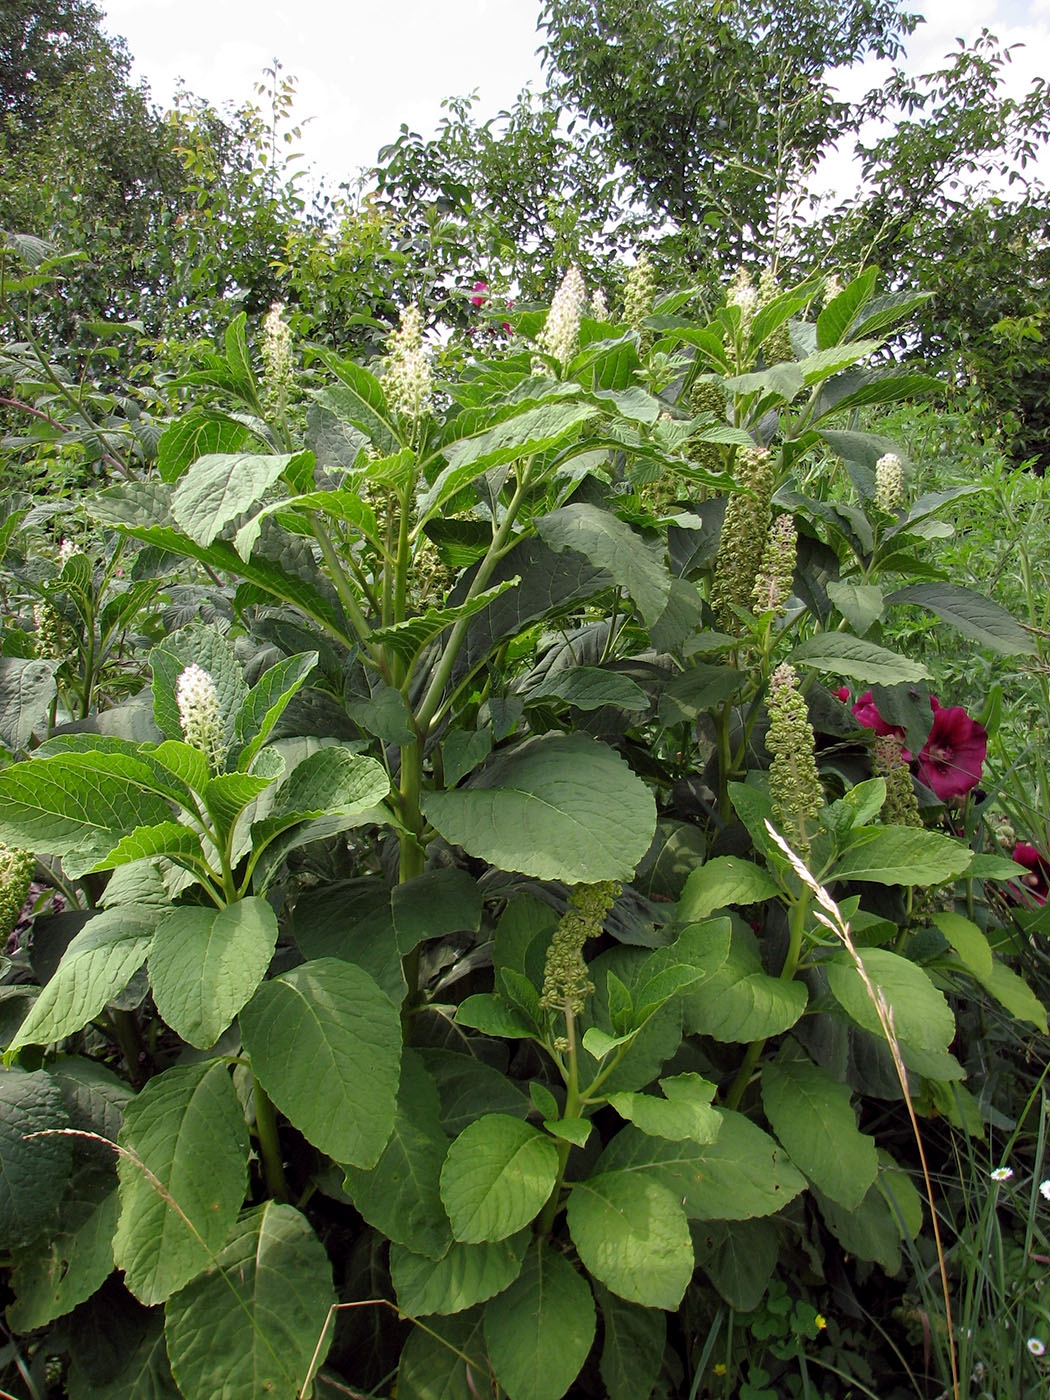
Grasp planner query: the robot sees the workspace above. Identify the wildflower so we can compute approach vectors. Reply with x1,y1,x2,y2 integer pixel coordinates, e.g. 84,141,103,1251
261,301,294,421
33,600,65,660
917,697,986,802
814,1315,827,1331
832,685,851,704
766,662,824,861
590,286,610,321
58,537,76,565
727,266,758,336
1039,1179,1050,1202
0,845,35,938
385,304,433,423
1027,1337,1046,1357
713,1363,727,1376
540,881,620,1046
824,274,843,302
875,452,904,514
471,280,489,306
990,1166,1014,1182
1012,843,1050,906
752,513,797,616
176,663,226,773
710,446,778,630
852,690,906,741
536,266,586,370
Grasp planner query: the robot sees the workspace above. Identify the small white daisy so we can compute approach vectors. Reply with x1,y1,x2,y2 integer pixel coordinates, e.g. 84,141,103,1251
1039,1179,1050,1202
990,1166,1014,1182
1026,1337,1045,1357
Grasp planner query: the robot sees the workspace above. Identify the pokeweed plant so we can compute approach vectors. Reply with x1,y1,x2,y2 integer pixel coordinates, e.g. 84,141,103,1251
0,263,1045,1400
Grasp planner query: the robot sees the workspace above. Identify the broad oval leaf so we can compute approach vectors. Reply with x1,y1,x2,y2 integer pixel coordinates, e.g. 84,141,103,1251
762,1054,878,1209
0,1068,73,1249
440,1114,559,1243
789,634,928,685
148,898,279,1049
114,1060,249,1305
483,1241,596,1400
831,827,973,886
421,733,656,883
826,948,956,1052
886,582,1034,656
164,1202,335,1400
567,1170,693,1309
240,957,401,1167
172,451,310,547
391,1231,529,1317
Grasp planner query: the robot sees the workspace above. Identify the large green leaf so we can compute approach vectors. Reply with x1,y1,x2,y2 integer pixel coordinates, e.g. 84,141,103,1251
67,1304,180,1400
789,634,929,685
597,1287,666,1400
762,1053,877,1209
969,958,1047,1032
682,925,808,1043
240,957,400,1167
7,1161,119,1329
525,664,649,713
0,752,174,877
148,899,278,1049
886,582,1034,656
114,1060,249,1304
5,905,158,1057
421,733,656,883
171,452,310,547
816,268,880,349
263,745,390,826
537,503,672,628
164,1202,335,1400
826,948,956,1052
831,827,973,886
232,651,318,769
419,401,599,524
440,1114,559,1243
598,1110,806,1221
483,1241,596,1400
156,412,253,483
0,1067,73,1248
391,1231,529,1317
567,1171,693,1308
815,1155,922,1273
678,856,780,921
691,1219,778,1311
398,1308,490,1400
313,362,400,454
342,1051,452,1259
392,868,483,955
0,656,58,749
149,624,247,748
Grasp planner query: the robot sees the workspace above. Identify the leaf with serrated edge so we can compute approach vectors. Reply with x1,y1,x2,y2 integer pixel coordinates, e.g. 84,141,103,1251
567,1171,693,1309
0,1069,73,1249
440,1114,559,1243
241,957,400,1166
233,651,318,769
148,899,278,1049
113,1060,248,1304
484,1241,596,1400
164,1202,335,1400
172,452,307,546
6,906,159,1056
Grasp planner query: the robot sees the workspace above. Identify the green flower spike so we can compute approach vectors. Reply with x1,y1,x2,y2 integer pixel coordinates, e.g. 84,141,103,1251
766,662,824,861
541,881,621,1050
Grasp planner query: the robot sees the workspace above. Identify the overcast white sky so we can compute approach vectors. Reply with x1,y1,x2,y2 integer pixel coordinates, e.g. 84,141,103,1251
98,0,1050,198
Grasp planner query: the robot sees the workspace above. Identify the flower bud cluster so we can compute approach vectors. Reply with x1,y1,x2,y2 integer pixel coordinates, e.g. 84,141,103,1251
33,600,65,659
590,287,610,321
385,305,433,423
727,267,758,338
874,734,922,828
541,880,621,1044
261,301,294,422
58,538,77,566
711,446,778,631
176,664,226,773
0,844,34,939
766,663,824,860
536,266,586,370
874,452,904,514
623,253,656,337
752,513,797,616
757,268,793,364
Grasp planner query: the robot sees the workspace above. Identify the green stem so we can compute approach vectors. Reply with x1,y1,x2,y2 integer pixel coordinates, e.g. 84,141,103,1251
536,1001,582,1238
724,889,810,1111
252,1077,289,1201
306,511,381,664
110,1009,147,1087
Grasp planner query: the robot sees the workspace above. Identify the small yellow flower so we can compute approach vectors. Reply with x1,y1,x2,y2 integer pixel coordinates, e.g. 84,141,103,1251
815,1314,827,1331
713,1363,727,1376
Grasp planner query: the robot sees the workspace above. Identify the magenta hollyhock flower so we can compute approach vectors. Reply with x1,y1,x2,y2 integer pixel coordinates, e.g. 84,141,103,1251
915,697,987,801
1012,842,1050,905
471,280,489,306
852,690,905,739
832,685,851,703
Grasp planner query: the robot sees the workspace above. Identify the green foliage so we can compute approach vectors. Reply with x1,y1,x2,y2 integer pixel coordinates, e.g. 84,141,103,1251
1,254,1047,1400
